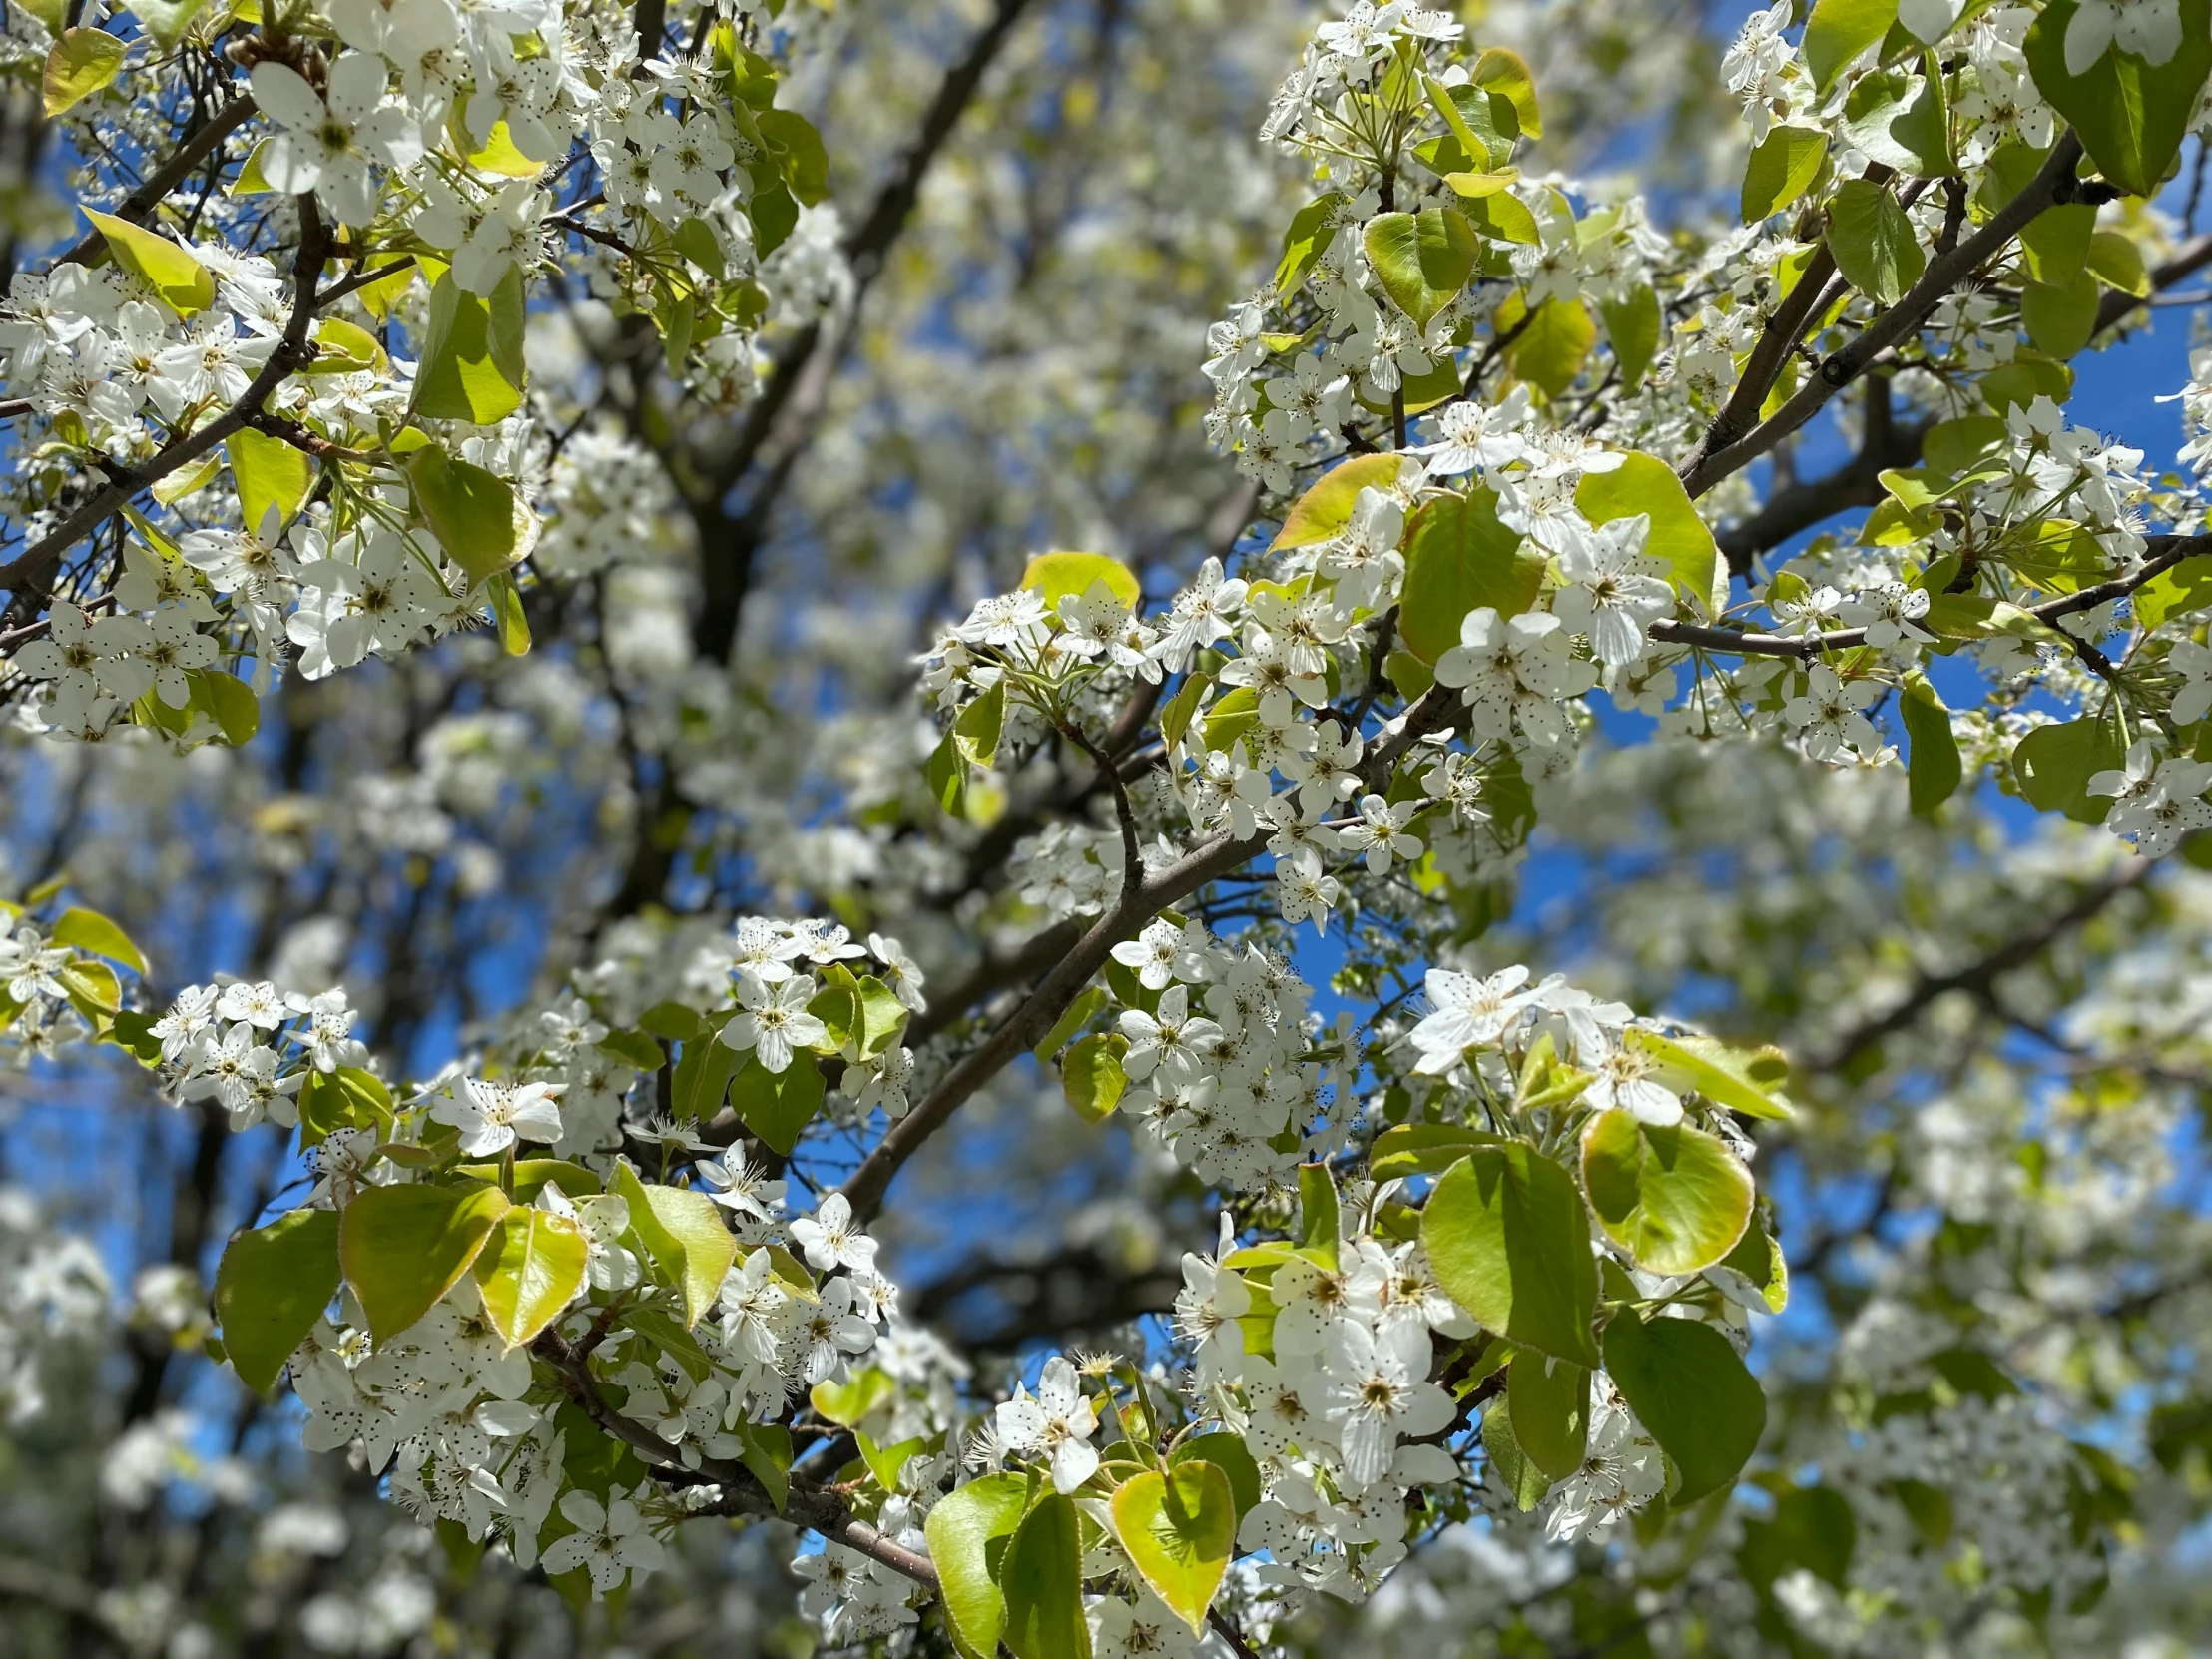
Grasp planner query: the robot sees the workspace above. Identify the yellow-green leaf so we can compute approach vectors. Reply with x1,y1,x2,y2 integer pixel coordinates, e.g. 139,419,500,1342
83,208,215,315
50,906,146,975
404,446,539,587
611,1162,735,1327
43,27,126,116
1020,550,1140,609
924,1473,1032,1659
1270,453,1407,551
227,426,312,537
471,1206,588,1348
338,1181,511,1342
1108,1463,1235,1634
1579,1109,1755,1275
1422,1144,1599,1367
215,1207,341,1392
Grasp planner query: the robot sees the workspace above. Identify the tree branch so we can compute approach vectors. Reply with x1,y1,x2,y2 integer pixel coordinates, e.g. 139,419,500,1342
838,687,1459,1220
1807,859,2152,1075
1647,530,2207,660
1,194,328,610
52,95,258,270
1681,135,2088,501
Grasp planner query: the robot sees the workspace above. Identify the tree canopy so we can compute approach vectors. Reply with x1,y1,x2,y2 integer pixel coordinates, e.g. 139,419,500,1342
1,0,2210,1656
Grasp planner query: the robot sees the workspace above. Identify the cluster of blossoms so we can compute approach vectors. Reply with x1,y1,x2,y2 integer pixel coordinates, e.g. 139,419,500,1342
1098,917,1352,1190
148,979,366,1128
0,0,832,744
0,1187,110,1425
1183,0,2212,875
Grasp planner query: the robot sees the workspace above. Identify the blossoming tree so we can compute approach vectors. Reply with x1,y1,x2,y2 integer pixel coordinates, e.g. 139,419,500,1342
4,0,2212,1654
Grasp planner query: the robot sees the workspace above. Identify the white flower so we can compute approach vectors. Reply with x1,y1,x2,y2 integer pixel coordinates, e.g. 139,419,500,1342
995,1356,1099,1494
1542,1382,1665,1542
1318,1319,1452,1490
537,1486,666,1593
1584,1039,1683,1127
2064,0,2182,73
1782,665,1883,763
1551,514,1673,668
1336,793,1423,875
790,1193,879,1276
867,931,928,1013
249,56,426,225
795,1276,878,1384
698,1152,787,1221
1173,1249,1250,1384
1410,965,1539,1071
430,1078,564,1156
721,972,827,1073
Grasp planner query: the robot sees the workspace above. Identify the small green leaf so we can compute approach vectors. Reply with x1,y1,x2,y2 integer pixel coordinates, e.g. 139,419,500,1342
1507,1355,1590,1479
1501,292,1596,398
734,1420,793,1511
1167,1433,1262,1524
1108,1463,1236,1635
1397,486,1546,662
1001,1492,1091,1659
1602,1310,1767,1505
924,1473,1032,1659
1717,1203,1790,1314
1470,46,1543,139
1034,986,1107,1062
486,572,531,656
227,427,312,537
404,447,538,587
83,208,214,315
58,958,120,1015
1363,208,1478,328
2024,0,2212,198
670,1029,740,1121
1422,1144,1599,1367
1371,1123,1502,1182
50,906,146,975
810,1365,896,1427
185,669,259,746
472,1206,588,1348
731,1053,825,1154
2021,266,2102,358
215,1207,340,1392
611,1162,735,1326
1826,178,1924,305
1805,0,1899,93
1480,1394,1552,1510
926,730,969,818
339,1181,511,1342
1061,1032,1128,1124
1598,282,1661,389
1579,1110,1755,1275
1627,1029,1794,1121
123,0,215,45
410,270,527,424
954,678,1006,769
1741,125,1829,223
1900,673,1961,815
1020,551,1140,608
758,108,830,204
1275,193,1347,295
43,27,126,116
1298,1162,1341,1269
2136,553,2212,628
2012,715,2127,823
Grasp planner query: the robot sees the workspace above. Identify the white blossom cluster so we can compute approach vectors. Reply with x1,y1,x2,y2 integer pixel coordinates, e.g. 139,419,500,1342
1101,917,1352,1190
0,1187,110,1425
